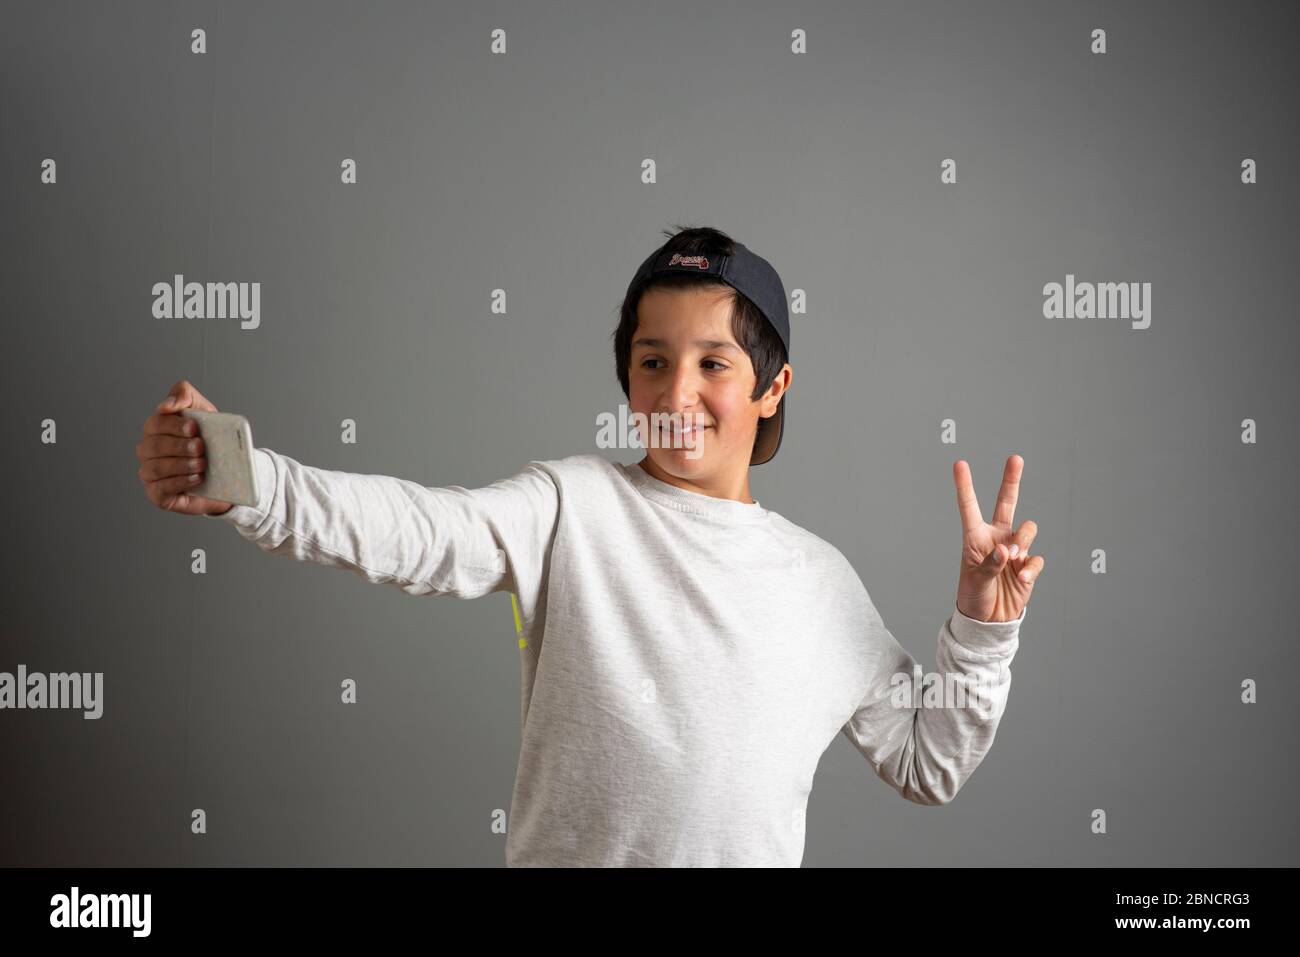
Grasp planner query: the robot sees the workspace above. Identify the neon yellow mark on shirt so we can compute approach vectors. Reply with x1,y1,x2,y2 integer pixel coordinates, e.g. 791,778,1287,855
511,592,526,648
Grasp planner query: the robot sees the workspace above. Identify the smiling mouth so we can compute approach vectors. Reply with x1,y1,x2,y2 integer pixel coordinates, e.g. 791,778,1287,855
660,425,709,438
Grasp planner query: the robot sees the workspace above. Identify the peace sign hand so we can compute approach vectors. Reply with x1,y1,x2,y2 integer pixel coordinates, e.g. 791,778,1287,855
952,455,1043,623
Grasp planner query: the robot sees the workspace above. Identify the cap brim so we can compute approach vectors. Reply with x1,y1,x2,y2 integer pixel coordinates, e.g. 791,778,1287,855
750,395,785,466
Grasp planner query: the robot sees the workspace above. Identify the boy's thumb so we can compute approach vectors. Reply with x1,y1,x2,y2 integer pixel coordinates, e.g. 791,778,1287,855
982,545,1005,573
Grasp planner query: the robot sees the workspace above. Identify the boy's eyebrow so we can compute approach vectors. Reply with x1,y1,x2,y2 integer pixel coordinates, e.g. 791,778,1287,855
632,337,742,354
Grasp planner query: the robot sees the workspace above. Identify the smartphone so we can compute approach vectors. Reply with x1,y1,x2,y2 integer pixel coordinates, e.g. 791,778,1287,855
178,409,260,507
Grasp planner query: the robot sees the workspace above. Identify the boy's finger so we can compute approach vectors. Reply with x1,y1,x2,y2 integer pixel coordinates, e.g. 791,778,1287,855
144,412,197,437
138,434,201,461
1014,519,1038,553
141,456,205,482
161,473,204,492
952,460,984,536
157,381,198,413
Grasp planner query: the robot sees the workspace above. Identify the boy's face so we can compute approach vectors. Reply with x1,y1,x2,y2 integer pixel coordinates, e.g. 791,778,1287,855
628,285,787,482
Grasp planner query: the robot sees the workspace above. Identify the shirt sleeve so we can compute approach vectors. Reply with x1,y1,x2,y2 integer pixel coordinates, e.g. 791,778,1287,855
838,569,1024,806
203,446,560,606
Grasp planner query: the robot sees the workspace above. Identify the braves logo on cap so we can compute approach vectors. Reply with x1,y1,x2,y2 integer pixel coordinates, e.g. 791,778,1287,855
667,253,710,269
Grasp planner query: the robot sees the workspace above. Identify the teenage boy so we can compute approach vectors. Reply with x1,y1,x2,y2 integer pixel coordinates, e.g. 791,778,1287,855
136,225,1042,866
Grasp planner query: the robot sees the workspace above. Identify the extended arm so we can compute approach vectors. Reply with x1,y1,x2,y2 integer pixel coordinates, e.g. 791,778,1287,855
206,447,560,605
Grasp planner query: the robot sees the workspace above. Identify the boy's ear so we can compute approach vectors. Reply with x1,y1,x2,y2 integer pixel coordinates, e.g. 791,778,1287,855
760,363,792,414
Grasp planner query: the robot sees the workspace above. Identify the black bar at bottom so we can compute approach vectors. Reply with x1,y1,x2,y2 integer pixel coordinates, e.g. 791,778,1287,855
0,866,1286,942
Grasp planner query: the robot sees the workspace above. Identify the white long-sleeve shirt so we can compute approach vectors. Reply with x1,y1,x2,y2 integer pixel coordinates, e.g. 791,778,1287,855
208,448,1025,866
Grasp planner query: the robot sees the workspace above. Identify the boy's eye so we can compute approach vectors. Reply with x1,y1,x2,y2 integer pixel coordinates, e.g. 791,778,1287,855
640,358,728,371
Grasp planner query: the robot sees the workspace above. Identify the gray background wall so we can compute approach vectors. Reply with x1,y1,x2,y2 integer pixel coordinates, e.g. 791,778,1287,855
2,0,1296,866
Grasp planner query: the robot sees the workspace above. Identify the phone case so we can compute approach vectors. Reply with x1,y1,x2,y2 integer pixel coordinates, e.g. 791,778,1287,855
178,410,260,508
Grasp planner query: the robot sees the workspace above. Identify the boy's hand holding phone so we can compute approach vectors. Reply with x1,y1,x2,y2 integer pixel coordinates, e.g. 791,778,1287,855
135,379,243,516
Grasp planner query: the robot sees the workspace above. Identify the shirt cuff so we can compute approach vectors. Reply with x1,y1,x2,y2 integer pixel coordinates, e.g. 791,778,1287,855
203,447,274,529
947,602,1026,652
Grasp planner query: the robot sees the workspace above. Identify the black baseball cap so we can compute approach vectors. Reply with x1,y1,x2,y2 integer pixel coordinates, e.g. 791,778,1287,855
625,239,790,465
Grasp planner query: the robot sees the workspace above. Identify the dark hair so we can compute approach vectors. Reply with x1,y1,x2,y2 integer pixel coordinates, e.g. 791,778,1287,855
611,224,788,457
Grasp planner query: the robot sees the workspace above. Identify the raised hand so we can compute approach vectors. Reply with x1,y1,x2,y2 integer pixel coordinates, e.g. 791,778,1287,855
952,454,1043,623
135,379,233,516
